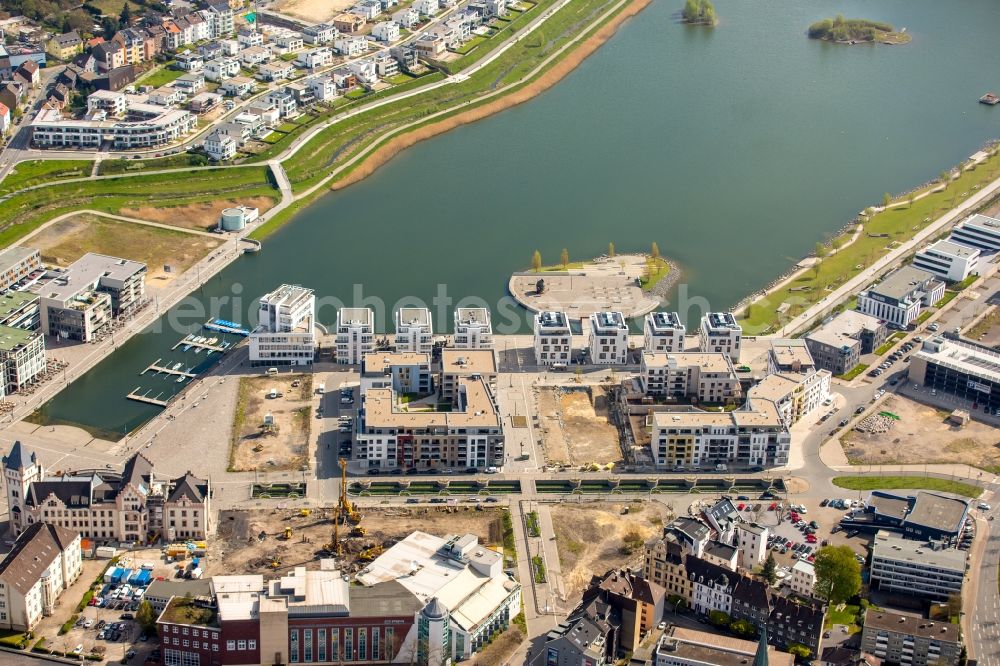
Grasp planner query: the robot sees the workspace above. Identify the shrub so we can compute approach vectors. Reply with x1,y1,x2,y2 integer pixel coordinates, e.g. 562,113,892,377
59,614,79,635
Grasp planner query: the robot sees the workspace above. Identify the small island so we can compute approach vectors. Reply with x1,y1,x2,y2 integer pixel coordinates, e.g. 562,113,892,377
808,16,911,45
681,0,717,26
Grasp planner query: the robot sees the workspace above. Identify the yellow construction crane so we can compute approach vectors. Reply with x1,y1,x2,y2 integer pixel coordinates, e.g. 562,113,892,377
339,458,362,524
328,504,344,556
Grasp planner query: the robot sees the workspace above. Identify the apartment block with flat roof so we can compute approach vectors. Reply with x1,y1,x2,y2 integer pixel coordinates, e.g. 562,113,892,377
869,530,965,602
0,291,40,331
533,311,572,365
805,310,887,376
440,348,497,401
0,327,45,396
453,307,493,349
250,284,315,366
913,239,980,283
335,307,375,364
361,352,431,395
395,307,433,354
639,352,741,404
857,265,945,329
588,311,628,364
0,246,40,293
860,610,961,666
644,311,685,353
699,312,741,362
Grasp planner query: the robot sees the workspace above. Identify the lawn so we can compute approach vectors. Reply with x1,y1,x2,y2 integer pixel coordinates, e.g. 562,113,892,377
874,332,906,356
737,150,1000,334
639,257,671,290
97,152,212,175
0,159,93,194
836,363,868,380
137,64,182,88
934,291,959,308
84,0,140,14
832,476,981,498
825,604,860,630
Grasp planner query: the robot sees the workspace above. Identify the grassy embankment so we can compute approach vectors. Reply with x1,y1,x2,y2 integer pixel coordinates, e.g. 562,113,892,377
738,150,1000,334
0,166,276,248
832,475,981,498
248,0,638,239
0,160,93,194
97,152,213,175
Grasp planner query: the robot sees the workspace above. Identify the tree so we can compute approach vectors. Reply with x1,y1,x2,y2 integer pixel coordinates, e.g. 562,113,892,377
761,551,778,586
136,600,156,636
560,248,569,269
707,610,730,628
813,242,826,258
729,618,756,637
608,242,615,258
531,250,542,272
939,169,951,184
119,2,132,26
908,193,916,208
946,592,963,618
813,545,861,604
882,192,892,209
651,241,661,260
787,643,812,659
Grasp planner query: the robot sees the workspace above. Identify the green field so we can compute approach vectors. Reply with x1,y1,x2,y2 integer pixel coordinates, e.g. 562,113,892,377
97,152,212,175
832,475,982,498
738,152,1000,334
137,65,183,88
0,160,93,194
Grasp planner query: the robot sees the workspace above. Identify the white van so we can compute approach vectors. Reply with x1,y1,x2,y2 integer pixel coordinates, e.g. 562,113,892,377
266,367,279,376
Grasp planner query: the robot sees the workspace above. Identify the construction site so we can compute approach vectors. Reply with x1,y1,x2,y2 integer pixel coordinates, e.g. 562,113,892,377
213,461,508,576
230,373,313,471
536,385,624,467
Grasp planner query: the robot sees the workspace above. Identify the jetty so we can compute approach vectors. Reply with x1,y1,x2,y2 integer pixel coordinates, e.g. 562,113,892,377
172,335,228,353
204,318,250,336
142,359,197,379
126,387,169,407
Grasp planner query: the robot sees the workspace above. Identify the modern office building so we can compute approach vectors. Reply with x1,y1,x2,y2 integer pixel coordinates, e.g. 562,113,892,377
335,307,375,364
249,284,315,367
644,311,686,353
394,307,433,354
913,239,980,283
453,307,493,349
638,352,741,405
805,310,888,376
0,291,41,331
856,266,945,329
949,213,1000,252
0,523,82,632
0,246,40,293
588,311,629,364
36,253,146,342
533,310,572,366
869,530,965,602
909,336,1000,415
859,491,970,543
699,312,742,362
860,610,962,666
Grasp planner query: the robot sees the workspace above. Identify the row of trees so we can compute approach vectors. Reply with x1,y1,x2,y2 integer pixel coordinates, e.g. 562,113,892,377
681,0,717,26
530,242,662,271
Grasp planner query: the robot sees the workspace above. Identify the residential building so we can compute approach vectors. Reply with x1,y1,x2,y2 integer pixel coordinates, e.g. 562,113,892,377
87,89,128,116
805,310,888,376
788,560,815,599
699,312,742,361
857,265,945,329
860,610,961,666
249,284,316,367
413,32,446,57
394,307,433,353
264,89,297,117
296,47,333,69
220,75,255,97
335,307,376,364
92,41,125,72
239,45,271,67
768,338,815,375
347,58,377,85
238,27,264,48
35,253,146,341
650,399,790,469
453,307,493,349
361,352,432,395
869,530,965,602
747,369,831,427
0,246,41,292
913,239,980,282
414,0,440,15
374,50,400,77
188,91,222,114
205,129,237,160
204,57,240,82
950,213,1000,252
735,522,768,571
112,28,155,66
333,13,367,33
638,352,741,404
174,51,204,72
644,311,686,353
0,291,41,331
174,72,206,93
655,626,794,666
274,33,304,52
533,310,572,365
702,498,742,545
205,0,236,38
0,101,9,135
32,104,196,150
334,34,368,56
302,23,338,44
392,8,421,27
257,61,294,82
702,540,738,570
0,523,81,632
439,348,497,401
309,76,337,101
909,335,1000,415
3,442,211,542
372,21,401,42
588,310,628,364
643,527,696,603
148,86,184,107
0,326,45,397
46,31,83,60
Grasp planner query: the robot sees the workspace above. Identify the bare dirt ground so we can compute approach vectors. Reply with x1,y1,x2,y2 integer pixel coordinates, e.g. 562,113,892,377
552,501,671,599
842,394,1000,470
230,374,313,471
270,0,355,22
537,386,622,465
30,213,222,283
121,196,275,231
213,506,505,576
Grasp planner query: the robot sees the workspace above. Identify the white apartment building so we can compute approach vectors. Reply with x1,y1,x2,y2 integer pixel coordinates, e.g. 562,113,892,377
204,129,237,161
0,523,81,632
335,307,375,364
394,307,433,354
857,265,945,329
296,47,333,69
788,559,815,599
747,370,831,427
639,352,741,404
392,7,420,27
302,23,338,44
534,311,572,365
309,76,337,101
371,21,401,42
31,105,196,150
249,284,316,367
913,239,980,283
588,311,628,364
869,530,965,602
334,35,367,56
361,351,432,395
204,57,240,82
735,522,768,571
644,311,686,353
699,312,742,362
0,327,46,397
414,0,439,15
453,307,493,349
950,213,1000,252
650,400,790,469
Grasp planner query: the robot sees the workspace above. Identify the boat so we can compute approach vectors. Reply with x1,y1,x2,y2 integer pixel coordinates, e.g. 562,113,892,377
176,376,186,383
207,337,218,345
172,362,182,371
181,343,192,352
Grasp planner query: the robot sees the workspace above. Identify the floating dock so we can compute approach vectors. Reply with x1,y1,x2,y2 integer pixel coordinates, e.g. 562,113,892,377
173,335,227,353
142,359,197,379
127,387,169,407
204,318,250,336
980,92,999,106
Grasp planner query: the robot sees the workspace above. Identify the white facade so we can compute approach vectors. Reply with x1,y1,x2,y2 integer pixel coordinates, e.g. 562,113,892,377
453,307,493,349
588,311,628,364
533,311,572,365
735,523,768,571
204,129,237,161
856,265,945,329
204,57,240,81
296,47,333,69
788,560,815,599
249,284,316,367
644,311,686,353
392,8,420,27
699,312,742,362
371,21,401,42
414,0,440,16
950,213,1000,252
870,530,965,602
31,106,196,150
913,239,980,283
394,307,433,353
335,307,375,364
334,35,367,56
0,523,82,632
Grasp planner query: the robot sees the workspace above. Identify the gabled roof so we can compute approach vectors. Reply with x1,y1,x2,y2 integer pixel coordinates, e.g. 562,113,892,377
121,452,153,490
167,472,209,504
27,478,95,508
3,440,30,470
0,523,79,596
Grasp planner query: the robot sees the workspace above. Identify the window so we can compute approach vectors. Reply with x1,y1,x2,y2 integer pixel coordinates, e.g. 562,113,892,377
226,641,235,651
290,629,299,663
249,640,256,650
331,629,339,660
317,629,326,662
385,627,394,660
304,629,312,662
358,629,366,660
371,628,380,661
344,628,353,660
237,640,246,650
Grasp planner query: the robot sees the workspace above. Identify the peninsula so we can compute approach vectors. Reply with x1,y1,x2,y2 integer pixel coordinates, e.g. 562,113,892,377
808,16,911,45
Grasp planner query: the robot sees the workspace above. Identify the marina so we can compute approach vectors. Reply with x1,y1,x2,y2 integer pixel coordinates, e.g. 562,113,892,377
173,335,229,354
204,318,251,336
141,359,197,379
126,387,170,407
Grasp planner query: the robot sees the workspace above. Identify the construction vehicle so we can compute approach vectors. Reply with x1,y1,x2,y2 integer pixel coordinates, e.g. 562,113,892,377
357,545,383,562
282,527,292,540
326,505,345,556
350,525,366,537
339,459,362,524
299,508,311,517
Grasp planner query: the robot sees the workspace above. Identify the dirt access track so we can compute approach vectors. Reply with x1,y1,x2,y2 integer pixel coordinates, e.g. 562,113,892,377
537,385,622,466
230,373,313,471
552,501,671,600
121,196,275,231
842,394,1000,470
212,506,506,577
